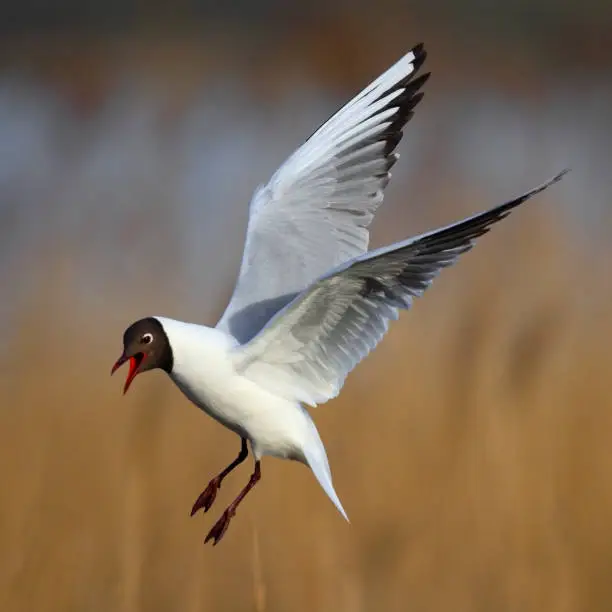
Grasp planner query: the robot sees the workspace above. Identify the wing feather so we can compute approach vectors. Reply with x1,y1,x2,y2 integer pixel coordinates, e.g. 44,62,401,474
233,172,569,406
216,44,430,343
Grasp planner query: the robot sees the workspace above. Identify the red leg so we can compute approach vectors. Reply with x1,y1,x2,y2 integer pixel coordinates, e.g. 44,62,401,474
191,438,248,516
205,460,261,546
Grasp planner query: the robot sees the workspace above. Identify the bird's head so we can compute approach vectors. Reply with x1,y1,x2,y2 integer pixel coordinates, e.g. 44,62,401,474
111,317,173,394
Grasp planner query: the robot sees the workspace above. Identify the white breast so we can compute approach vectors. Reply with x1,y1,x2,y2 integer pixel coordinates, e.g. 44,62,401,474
157,317,310,460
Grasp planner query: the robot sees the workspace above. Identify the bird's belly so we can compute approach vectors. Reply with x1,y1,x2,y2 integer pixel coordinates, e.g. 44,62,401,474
170,374,248,437
170,369,307,460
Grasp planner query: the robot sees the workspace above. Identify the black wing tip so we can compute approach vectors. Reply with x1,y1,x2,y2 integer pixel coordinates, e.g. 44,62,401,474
514,168,570,205
488,169,570,224
549,168,571,185
413,71,432,87
411,43,427,63
382,79,429,156
411,43,427,74
414,170,570,255
378,46,430,156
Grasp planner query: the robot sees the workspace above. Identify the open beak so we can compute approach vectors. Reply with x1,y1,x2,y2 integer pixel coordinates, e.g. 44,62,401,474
111,352,145,394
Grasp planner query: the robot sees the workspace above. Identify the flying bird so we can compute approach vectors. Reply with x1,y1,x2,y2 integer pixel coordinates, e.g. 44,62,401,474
112,42,568,545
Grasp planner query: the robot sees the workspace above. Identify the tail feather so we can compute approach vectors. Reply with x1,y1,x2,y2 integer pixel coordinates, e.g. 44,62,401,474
301,422,349,522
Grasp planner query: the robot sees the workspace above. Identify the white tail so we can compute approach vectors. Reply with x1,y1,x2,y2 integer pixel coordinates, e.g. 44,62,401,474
302,418,349,522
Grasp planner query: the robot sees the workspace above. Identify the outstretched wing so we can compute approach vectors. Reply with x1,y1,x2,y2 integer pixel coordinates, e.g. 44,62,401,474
216,44,430,343
232,171,569,407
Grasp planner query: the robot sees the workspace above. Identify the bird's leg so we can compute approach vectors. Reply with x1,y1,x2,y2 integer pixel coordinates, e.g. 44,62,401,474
205,460,261,546
190,438,248,516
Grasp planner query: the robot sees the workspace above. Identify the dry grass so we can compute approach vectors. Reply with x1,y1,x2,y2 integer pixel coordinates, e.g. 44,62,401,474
2,204,612,612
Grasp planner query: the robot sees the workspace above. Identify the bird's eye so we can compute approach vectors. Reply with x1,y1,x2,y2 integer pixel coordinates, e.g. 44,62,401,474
141,333,153,345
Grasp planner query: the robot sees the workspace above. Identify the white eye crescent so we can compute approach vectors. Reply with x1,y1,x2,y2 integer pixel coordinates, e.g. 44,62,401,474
141,333,153,344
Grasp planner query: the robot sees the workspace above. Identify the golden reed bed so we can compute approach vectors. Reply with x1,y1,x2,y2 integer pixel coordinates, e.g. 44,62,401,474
2,197,612,612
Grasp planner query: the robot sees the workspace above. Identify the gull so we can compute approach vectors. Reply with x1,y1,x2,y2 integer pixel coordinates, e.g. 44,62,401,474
111,42,568,545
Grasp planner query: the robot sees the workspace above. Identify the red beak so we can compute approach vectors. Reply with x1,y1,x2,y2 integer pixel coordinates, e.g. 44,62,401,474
111,352,145,394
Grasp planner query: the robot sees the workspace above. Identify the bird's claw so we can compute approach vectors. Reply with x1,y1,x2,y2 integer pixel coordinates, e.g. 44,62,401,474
190,478,220,516
204,508,234,546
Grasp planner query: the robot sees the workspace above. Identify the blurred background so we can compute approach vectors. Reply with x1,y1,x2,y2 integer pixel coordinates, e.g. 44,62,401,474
1,1,612,611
